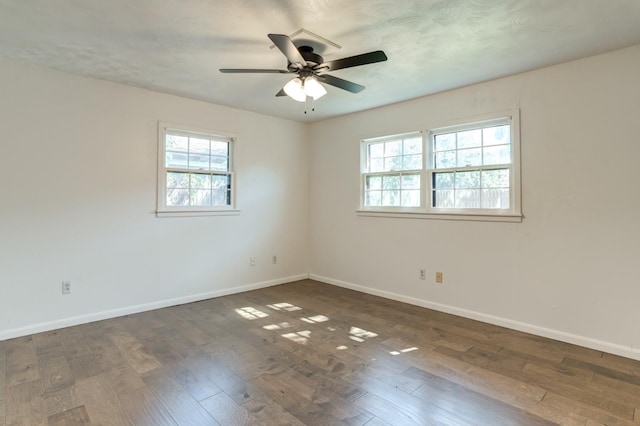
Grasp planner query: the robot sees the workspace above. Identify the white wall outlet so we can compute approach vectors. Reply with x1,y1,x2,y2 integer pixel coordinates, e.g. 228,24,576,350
250,256,256,266
419,269,426,280
62,280,71,294
272,255,277,264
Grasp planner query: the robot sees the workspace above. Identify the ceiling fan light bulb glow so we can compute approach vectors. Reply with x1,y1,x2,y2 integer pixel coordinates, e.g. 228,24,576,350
304,77,327,100
284,78,306,102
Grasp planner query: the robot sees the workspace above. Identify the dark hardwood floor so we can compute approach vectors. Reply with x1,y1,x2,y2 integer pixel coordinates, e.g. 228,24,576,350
2,279,640,425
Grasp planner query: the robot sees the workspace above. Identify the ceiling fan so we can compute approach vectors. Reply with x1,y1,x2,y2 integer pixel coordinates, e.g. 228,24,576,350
220,34,388,103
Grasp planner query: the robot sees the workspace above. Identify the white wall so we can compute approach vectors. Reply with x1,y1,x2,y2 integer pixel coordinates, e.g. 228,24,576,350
309,45,640,359
0,60,309,339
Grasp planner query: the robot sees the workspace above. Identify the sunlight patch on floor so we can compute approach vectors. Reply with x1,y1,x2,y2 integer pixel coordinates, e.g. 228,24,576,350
282,330,311,344
389,347,418,356
349,326,378,342
267,302,302,312
263,322,293,330
235,307,269,320
301,315,329,324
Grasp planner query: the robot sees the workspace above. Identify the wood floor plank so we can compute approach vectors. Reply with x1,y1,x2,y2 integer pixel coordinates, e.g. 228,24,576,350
5,336,40,387
41,384,82,418
46,405,91,426
67,354,104,380
542,391,637,426
200,391,257,425
36,354,75,394
75,373,132,425
110,328,162,374
5,379,46,425
409,364,556,425
119,386,177,426
250,372,348,426
143,370,218,425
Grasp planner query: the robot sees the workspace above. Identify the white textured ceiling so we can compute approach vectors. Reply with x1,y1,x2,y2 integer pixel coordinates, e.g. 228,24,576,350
1,0,640,122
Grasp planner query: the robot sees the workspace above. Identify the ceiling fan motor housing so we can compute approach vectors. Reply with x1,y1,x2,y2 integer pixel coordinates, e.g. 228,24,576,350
288,46,323,72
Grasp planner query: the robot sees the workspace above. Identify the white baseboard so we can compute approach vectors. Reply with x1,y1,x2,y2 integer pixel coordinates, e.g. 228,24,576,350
309,274,640,361
0,274,308,341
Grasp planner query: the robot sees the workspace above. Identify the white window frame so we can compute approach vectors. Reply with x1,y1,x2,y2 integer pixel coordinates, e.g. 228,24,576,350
358,110,522,222
157,122,239,217
359,131,425,213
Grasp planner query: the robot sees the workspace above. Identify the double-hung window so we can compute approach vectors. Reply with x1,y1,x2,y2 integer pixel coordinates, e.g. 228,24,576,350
157,123,237,216
360,112,521,221
361,132,423,210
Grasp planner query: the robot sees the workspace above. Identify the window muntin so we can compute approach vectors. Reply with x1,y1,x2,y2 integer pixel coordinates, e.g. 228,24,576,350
360,113,520,219
158,124,235,214
362,132,423,209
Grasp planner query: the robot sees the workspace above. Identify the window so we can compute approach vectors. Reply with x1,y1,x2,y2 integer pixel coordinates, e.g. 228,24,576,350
360,112,521,221
157,123,237,216
361,132,423,210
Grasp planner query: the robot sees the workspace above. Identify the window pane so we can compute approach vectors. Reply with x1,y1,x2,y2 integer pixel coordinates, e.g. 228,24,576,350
481,188,510,209
455,189,481,208
435,151,455,168
457,148,482,167
384,140,402,156
434,133,455,151
369,158,384,173
483,125,510,146
434,172,454,189
455,171,480,189
382,175,400,189
190,173,211,189
366,175,382,190
211,156,229,172
189,154,210,170
211,189,229,206
166,151,188,168
190,189,211,206
433,190,454,208
384,156,403,171
166,134,188,151
210,141,229,156
403,137,422,154
483,145,511,165
369,143,384,158
189,137,210,154
481,169,510,188
403,154,422,170
167,188,189,206
457,129,481,149
167,172,189,188
212,174,230,190
365,191,382,206
402,190,420,207
382,190,400,206
401,174,420,190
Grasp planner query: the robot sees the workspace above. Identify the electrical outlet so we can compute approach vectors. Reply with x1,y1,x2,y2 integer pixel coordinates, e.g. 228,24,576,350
435,272,443,283
250,257,256,266
62,280,71,294
272,255,277,264
419,269,426,280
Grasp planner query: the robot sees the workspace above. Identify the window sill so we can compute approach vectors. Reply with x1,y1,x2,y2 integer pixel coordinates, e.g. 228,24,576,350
156,209,241,218
356,210,522,223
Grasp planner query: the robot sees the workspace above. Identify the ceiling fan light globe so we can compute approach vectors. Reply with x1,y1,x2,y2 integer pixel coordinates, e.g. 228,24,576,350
284,78,306,102
304,77,327,100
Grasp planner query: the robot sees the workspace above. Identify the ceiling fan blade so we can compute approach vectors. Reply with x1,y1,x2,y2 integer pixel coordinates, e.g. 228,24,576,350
275,88,287,97
220,68,290,73
268,33,307,67
315,50,387,72
318,74,365,93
